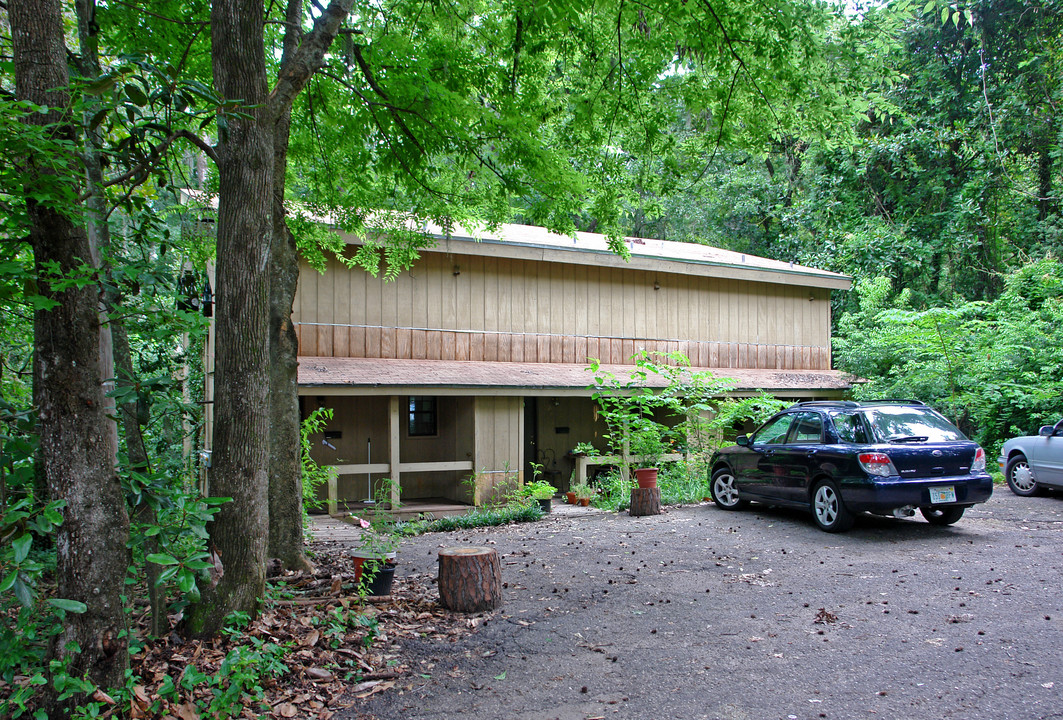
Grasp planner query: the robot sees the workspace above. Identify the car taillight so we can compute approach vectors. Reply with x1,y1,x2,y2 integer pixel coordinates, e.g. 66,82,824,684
972,447,986,472
858,452,898,477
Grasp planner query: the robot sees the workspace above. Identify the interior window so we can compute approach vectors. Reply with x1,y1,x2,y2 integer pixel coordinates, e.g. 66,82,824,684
832,412,870,444
754,415,793,445
408,396,437,437
788,412,823,444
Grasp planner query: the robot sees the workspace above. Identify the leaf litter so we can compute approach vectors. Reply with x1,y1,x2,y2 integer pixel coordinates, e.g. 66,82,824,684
118,538,486,719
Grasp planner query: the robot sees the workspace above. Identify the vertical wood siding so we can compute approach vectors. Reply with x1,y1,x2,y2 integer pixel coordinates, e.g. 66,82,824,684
295,252,834,370
473,396,524,504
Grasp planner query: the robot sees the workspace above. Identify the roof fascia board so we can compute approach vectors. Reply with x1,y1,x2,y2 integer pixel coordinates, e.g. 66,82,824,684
337,231,851,291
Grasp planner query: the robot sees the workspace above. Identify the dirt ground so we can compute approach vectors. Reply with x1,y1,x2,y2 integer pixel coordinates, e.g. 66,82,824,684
329,491,1063,720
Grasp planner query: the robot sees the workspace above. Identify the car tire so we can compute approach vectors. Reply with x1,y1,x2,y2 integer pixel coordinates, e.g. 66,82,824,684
709,468,748,510
1005,454,1039,496
919,506,965,525
811,479,854,533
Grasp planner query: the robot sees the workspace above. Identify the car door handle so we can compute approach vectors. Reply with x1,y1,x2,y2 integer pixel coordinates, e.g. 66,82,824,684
806,450,819,458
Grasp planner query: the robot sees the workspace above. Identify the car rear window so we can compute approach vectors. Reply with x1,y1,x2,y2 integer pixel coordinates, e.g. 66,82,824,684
863,406,968,443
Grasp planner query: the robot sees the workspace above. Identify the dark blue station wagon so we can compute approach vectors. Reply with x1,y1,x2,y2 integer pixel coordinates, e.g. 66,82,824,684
708,401,993,532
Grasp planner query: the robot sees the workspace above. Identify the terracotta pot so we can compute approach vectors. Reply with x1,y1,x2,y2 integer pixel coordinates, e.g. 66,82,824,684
579,497,590,506
566,491,577,504
635,467,658,489
351,549,397,585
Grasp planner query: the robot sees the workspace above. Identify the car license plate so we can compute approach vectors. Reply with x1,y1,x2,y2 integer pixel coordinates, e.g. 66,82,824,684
929,485,956,504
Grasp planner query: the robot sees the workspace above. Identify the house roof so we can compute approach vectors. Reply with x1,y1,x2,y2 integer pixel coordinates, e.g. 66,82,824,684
297,357,854,398
342,220,852,290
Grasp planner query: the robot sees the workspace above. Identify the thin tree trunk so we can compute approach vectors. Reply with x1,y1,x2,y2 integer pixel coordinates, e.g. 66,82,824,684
268,0,313,573
75,0,164,637
185,0,274,636
10,0,130,700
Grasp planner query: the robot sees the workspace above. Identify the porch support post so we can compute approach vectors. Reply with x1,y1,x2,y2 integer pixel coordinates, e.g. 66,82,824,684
389,395,401,506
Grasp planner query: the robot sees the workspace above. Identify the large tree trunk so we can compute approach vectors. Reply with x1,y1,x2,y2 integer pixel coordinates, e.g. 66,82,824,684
185,0,274,636
268,0,313,573
186,0,354,635
10,0,130,699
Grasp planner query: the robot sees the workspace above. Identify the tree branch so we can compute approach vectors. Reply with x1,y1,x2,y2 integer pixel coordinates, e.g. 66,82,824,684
78,129,217,201
268,0,355,117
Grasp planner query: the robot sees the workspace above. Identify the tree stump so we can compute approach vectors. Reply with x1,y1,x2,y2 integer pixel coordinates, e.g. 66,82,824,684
437,546,502,613
629,487,662,516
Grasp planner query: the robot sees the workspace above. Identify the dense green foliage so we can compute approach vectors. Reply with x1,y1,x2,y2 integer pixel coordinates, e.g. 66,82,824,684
837,257,1063,455
1,0,1061,713
606,0,1063,447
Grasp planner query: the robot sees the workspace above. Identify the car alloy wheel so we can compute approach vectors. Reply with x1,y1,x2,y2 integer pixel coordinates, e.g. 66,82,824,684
710,469,747,510
1005,455,1038,496
811,479,854,533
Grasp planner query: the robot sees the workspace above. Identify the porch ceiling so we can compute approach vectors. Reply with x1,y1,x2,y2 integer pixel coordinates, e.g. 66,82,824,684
297,356,855,397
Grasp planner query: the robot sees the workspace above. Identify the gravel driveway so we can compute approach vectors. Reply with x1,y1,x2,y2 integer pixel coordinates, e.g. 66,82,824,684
341,491,1063,720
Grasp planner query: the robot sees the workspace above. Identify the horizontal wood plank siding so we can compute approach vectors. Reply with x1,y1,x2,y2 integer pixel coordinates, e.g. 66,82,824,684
294,249,835,370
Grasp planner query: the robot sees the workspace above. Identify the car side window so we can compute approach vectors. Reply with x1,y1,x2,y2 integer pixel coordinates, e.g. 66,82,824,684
832,412,870,444
788,412,823,444
754,415,793,445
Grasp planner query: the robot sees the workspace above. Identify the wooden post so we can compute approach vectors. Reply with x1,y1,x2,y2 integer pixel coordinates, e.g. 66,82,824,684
389,395,401,506
327,466,338,517
629,487,662,516
437,546,502,613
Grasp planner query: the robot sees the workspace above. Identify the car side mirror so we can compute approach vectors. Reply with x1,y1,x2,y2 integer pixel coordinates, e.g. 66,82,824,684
736,435,750,447
1040,425,1056,437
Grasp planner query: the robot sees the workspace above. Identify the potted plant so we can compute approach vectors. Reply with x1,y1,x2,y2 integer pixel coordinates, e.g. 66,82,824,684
523,480,558,513
572,482,594,507
571,441,599,457
349,516,399,595
348,481,401,595
521,462,557,512
629,418,669,489
565,471,578,504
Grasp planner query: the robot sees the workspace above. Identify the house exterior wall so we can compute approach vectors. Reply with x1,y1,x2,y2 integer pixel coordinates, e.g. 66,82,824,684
309,394,476,505
294,250,834,370
472,396,524,504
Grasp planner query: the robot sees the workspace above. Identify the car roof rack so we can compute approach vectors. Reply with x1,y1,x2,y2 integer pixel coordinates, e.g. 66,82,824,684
859,399,926,406
790,400,861,408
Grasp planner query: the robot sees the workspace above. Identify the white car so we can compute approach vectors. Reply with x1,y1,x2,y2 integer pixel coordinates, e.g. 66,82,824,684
999,419,1063,496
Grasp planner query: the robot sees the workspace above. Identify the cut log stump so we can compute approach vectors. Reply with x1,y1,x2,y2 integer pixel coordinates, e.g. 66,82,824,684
437,546,502,613
629,487,662,516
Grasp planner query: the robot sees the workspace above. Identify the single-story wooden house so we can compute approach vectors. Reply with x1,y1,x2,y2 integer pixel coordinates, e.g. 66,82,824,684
295,221,852,513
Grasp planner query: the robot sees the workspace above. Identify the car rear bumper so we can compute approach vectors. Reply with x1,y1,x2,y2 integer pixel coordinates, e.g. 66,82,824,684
841,474,994,512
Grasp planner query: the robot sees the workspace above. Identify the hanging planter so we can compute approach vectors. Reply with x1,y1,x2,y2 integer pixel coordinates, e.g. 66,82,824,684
634,467,658,489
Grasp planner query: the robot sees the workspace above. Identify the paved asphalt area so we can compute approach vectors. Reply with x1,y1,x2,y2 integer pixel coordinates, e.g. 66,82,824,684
344,490,1063,720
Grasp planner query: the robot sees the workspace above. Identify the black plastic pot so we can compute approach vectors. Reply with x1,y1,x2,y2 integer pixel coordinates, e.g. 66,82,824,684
365,561,396,596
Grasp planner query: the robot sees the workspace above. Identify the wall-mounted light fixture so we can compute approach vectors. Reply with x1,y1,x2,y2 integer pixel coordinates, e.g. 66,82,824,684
453,265,461,276
653,280,661,291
